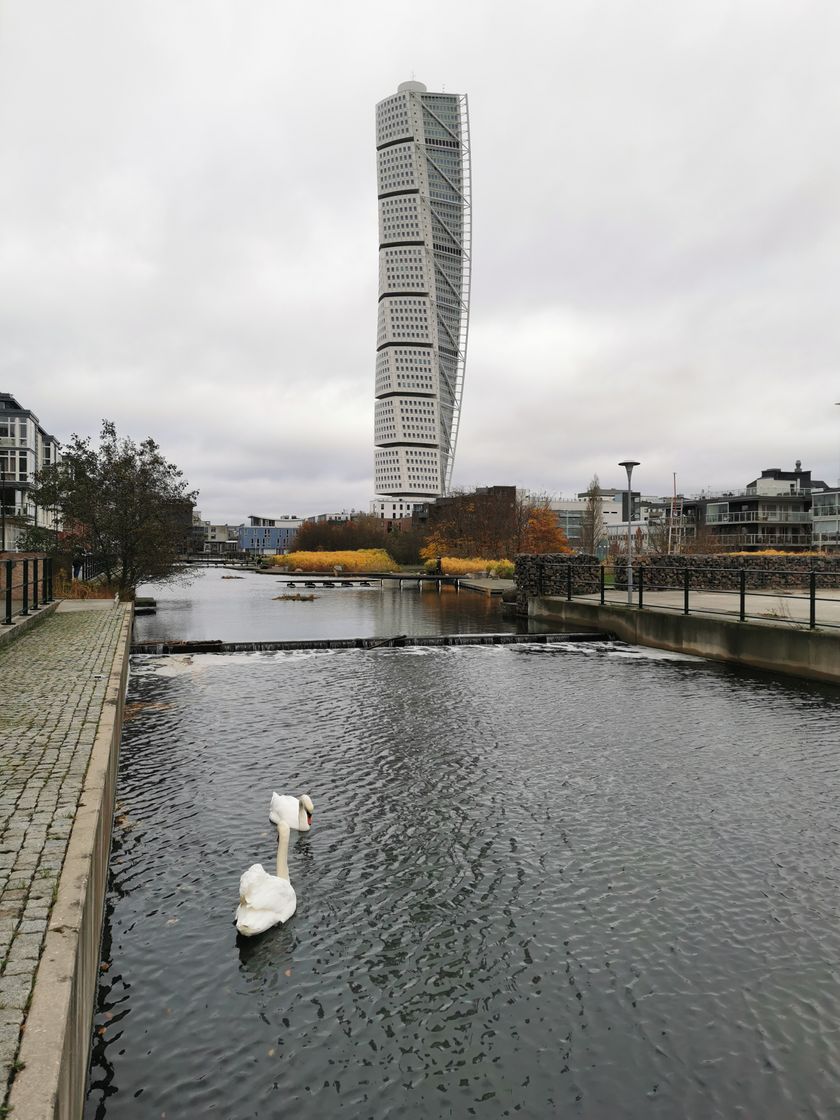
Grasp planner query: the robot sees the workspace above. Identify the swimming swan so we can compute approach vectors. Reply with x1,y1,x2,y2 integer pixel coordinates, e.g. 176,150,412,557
269,792,314,832
235,820,296,937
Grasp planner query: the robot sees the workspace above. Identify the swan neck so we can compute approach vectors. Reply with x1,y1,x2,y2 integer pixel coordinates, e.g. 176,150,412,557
276,827,290,880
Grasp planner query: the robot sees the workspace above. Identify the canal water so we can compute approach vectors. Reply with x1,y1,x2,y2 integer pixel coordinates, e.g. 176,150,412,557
132,567,522,643
85,573,840,1118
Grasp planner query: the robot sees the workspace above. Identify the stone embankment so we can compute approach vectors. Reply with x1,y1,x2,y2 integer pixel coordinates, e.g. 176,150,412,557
514,553,599,613
515,553,840,685
514,553,840,609
0,601,132,1120
613,553,840,590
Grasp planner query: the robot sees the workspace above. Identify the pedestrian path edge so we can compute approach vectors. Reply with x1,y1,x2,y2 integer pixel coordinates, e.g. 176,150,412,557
6,602,133,1120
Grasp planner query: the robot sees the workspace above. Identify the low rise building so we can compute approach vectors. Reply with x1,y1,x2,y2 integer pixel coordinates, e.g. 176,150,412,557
604,461,827,555
551,493,624,554
809,489,840,551
239,515,303,557
306,508,365,525
205,524,240,556
684,462,826,552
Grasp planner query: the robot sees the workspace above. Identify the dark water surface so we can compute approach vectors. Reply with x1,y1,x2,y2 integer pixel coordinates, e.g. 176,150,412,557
133,567,520,642
85,630,840,1119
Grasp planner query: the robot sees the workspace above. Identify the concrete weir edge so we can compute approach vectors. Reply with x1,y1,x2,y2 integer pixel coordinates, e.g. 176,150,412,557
529,597,840,686
7,603,133,1120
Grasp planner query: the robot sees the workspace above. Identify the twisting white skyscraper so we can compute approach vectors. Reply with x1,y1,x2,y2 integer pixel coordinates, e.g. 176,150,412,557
374,81,471,519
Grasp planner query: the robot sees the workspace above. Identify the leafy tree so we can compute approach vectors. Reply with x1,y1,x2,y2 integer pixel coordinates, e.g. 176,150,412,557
521,502,571,553
31,420,197,597
292,512,423,568
13,525,60,554
420,486,518,559
294,513,388,553
419,487,570,558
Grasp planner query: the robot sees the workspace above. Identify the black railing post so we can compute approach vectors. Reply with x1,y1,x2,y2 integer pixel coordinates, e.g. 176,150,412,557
42,557,49,603
566,563,572,601
638,564,644,609
600,563,605,606
810,571,816,630
3,559,12,625
739,568,746,622
683,568,690,615
48,557,54,601
32,558,39,610
21,559,29,616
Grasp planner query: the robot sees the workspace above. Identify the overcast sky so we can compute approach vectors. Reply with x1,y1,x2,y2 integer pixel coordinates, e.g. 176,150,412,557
2,1,839,522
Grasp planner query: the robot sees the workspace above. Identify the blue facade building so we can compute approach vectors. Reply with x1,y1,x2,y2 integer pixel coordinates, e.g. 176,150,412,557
238,515,302,556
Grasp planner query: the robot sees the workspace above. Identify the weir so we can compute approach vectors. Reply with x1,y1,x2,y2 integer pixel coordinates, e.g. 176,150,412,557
131,631,608,655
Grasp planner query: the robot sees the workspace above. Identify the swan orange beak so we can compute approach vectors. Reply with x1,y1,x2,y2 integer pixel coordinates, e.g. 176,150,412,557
306,813,313,825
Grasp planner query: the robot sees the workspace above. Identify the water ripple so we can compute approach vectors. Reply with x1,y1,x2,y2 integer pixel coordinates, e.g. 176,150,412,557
86,646,840,1119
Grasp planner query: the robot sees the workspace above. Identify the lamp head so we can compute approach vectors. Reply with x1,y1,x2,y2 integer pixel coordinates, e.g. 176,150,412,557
618,460,640,470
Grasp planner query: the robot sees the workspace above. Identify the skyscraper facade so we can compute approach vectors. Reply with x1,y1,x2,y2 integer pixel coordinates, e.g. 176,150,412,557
373,81,471,520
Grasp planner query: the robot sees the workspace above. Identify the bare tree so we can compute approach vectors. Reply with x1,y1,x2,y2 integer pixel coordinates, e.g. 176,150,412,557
580,475,607,556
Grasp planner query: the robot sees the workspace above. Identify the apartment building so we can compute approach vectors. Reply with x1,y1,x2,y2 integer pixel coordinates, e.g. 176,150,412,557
684,463,826,551
239,515,303,556
0,392,61,551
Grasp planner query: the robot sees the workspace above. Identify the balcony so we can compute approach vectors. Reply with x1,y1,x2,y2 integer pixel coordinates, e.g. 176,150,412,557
714,532,812,547
706,510,810,525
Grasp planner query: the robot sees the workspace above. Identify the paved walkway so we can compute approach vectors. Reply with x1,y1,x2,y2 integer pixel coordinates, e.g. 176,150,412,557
578,587,840,629
0,601,129,1110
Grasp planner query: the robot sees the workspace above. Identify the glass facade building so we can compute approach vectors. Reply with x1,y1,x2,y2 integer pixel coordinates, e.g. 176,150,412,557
373,81,471,514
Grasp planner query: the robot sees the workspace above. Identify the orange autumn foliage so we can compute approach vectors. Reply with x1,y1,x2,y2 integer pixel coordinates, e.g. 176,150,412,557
522,505,572,554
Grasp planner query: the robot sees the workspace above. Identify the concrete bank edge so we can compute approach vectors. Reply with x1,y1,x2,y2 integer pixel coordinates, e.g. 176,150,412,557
528,597,840,685
7,603,133,1120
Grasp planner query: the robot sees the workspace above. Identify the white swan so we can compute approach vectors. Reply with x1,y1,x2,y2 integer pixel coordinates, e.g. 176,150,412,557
269,792,314,832
235,820,296,937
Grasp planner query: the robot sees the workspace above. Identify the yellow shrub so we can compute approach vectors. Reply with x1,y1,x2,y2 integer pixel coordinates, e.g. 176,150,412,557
54,576,119,600
423,556,512,577
489,559,515,579
728,549,824,557
270,549,399,574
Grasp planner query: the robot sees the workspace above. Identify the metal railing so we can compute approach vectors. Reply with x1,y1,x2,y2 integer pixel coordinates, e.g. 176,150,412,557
73,554,110,582
706,533,812,547
1,556,54,625
541,561,840,631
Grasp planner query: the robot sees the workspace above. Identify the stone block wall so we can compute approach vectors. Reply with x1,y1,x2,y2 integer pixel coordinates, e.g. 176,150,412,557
514,553,600,613
614,554,840,591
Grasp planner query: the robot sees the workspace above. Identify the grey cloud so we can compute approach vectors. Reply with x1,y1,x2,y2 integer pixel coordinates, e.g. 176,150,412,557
2,0,839,520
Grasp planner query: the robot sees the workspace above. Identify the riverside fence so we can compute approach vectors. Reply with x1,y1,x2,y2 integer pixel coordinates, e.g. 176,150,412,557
0,555,55,625
515,553,840,632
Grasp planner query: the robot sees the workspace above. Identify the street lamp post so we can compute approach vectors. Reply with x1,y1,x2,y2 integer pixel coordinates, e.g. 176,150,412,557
618,460,640,606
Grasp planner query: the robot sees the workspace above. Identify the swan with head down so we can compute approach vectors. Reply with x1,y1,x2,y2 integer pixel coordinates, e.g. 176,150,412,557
235,820,296,937
269,792,314,832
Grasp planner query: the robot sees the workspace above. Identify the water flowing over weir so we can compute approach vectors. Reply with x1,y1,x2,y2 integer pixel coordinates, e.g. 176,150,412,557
85,572,840,1118
130,632,605,655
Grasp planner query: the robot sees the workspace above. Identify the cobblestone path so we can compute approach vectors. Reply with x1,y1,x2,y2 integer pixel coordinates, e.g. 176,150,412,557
0,603,128,1108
